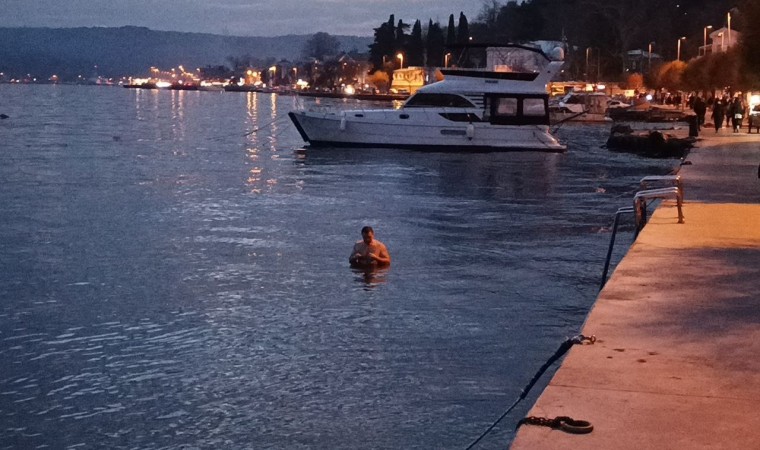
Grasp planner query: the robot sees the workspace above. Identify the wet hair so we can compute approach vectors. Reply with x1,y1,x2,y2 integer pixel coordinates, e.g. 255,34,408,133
361,226,374,234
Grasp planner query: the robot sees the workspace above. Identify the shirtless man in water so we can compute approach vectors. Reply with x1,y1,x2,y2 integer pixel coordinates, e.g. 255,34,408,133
349,226,391,267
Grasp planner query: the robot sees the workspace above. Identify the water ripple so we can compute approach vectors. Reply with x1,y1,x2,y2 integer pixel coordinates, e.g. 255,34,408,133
0,86,677,449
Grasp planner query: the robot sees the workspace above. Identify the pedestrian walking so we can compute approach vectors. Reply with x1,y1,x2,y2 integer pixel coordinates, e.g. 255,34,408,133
712,101,725,133
731,97,745,132
693,96,707,131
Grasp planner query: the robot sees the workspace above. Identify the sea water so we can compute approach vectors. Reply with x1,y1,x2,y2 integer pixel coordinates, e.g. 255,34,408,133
0,85,677,449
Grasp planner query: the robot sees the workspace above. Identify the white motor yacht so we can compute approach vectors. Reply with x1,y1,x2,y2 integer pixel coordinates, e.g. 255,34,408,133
288,46,566,152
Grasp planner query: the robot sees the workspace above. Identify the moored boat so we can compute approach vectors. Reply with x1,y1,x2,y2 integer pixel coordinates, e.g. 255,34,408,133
288,45,566,152
549,91,613,124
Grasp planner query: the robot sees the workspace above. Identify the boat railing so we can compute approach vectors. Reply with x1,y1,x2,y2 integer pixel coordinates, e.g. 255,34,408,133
600,175,684,289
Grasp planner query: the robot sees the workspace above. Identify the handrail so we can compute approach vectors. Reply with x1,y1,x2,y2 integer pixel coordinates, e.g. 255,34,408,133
640,175,683,204
600,206,635,290
601,179,686,289
633,187,684,237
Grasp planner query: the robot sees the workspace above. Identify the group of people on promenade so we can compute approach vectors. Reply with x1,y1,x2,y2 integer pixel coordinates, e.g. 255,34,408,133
685,92,749,134
707,95,747,133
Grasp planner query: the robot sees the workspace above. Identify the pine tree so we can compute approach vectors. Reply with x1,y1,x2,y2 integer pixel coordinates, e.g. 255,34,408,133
425,20,446,67
456,12,470,45
446,14,457,66
368,15,397,72
407,20,424,67
396,19,409,54
446,14,456,48
457,12,470,67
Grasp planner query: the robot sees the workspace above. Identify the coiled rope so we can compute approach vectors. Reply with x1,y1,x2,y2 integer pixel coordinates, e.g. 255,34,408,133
464,334,595,449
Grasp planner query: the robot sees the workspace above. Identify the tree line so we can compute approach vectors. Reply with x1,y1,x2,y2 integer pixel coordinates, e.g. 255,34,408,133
299,0,760,92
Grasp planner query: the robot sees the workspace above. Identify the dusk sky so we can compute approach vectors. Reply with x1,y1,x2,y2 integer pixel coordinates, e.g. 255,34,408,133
1,0,482,37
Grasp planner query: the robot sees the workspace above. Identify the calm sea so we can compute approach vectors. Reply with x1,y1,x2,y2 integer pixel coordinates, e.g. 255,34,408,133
0,85,677,449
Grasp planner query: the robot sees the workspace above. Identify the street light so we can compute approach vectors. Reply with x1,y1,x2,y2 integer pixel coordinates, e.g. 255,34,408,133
594,48,600,82
648,42,655,72
677,36,686,61
718,32,725,52
727,11,731,49
585,47,591,81
703,25,712,56
396,53,404,69
444,52,451,68
268,65,276,85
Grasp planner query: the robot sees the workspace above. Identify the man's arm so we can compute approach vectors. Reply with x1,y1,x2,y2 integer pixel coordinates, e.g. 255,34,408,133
349,243,362,264
371,244,391,266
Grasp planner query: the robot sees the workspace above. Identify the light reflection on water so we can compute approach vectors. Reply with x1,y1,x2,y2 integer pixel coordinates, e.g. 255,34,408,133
0,85,677,449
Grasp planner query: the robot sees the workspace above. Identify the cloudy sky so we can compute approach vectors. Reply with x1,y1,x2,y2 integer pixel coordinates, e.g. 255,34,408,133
1,0,483,37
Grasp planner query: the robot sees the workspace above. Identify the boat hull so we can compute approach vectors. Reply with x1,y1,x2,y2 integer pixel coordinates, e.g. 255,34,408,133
288,110,566,152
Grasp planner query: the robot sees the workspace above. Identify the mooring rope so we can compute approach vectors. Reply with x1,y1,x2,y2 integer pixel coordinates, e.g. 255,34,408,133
464,334,595,449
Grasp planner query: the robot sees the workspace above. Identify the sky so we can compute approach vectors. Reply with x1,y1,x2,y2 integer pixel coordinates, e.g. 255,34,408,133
1,0,483,37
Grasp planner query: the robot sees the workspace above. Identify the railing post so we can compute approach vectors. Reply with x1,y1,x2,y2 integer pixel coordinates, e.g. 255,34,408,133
601,206,634,290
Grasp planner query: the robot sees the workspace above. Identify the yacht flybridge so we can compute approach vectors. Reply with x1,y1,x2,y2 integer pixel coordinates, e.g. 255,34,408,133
288,45,566,152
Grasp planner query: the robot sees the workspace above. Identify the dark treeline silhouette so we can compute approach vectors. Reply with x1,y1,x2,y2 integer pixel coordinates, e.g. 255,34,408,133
366,0,757,86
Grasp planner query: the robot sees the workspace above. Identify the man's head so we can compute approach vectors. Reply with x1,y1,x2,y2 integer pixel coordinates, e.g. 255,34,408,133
361,226,374,244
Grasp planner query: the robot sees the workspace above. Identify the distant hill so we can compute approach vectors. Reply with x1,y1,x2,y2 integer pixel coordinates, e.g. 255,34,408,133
0,26,373,80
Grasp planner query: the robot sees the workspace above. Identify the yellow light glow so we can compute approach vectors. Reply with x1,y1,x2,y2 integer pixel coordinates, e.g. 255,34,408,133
155,81,172,88
344,85,355,95
750,95,760,110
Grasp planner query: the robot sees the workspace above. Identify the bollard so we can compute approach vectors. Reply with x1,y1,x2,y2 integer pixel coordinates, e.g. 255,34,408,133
687,115,699,137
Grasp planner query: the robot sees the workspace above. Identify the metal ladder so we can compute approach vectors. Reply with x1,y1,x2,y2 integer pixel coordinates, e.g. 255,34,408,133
600,175,684,289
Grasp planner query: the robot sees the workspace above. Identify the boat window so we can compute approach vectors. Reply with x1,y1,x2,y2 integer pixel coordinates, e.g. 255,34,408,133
523,98,546,116
496,98,518,116
485,94,550,126
405,93,475,108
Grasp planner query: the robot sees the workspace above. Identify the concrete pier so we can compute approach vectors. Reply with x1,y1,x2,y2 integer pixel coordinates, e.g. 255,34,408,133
511,133,760,449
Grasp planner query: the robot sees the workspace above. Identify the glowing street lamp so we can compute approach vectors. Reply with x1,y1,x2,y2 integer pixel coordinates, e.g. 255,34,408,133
396,53,404,69
268,65,276,85
648,42,654,72
444,52,451,68
677,36,686,61
703,25,712,56
585,47,591,81
718,32,725,52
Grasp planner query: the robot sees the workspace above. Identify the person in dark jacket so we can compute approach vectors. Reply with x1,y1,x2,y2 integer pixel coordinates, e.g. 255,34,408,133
731,97,746,132
711,100,725,133
693,96,707,131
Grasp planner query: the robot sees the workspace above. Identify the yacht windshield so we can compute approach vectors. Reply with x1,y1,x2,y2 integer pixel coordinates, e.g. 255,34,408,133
404,93,476,108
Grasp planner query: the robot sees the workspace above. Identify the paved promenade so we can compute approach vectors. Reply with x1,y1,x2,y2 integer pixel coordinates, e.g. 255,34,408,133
511,132,760,449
